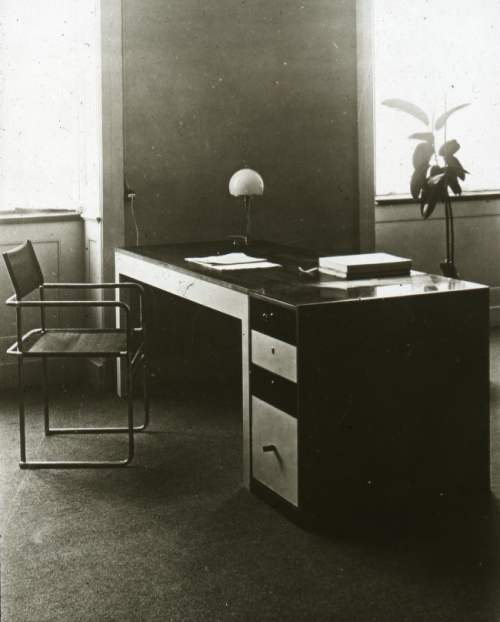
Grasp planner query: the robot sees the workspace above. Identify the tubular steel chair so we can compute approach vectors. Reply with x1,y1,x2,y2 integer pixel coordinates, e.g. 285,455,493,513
3,240,149,469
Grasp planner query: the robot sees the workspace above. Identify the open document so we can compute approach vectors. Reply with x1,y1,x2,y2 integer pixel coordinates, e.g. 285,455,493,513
185,252,280,270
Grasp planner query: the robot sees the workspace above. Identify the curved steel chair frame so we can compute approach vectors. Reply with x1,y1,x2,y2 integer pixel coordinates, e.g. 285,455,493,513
3,240,149,469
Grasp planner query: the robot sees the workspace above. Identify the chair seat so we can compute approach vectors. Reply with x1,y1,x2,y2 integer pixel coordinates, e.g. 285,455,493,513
18,329,128,356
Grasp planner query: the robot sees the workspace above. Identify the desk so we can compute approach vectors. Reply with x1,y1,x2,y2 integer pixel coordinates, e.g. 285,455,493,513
115,241,490,525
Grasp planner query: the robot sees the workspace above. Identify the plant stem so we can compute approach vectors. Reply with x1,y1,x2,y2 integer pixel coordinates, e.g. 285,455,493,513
448,199,455,267
444,198,456,274
444,200,451,265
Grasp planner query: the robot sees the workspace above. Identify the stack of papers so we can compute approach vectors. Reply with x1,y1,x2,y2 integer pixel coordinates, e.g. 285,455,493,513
185,252,280,271
319,252,412,279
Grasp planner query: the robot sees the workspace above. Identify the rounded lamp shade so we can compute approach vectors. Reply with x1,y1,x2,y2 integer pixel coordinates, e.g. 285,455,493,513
229,169,264,197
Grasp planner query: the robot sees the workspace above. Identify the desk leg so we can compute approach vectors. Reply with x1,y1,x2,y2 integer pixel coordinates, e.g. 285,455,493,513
116,259,251,486
241,302,250,488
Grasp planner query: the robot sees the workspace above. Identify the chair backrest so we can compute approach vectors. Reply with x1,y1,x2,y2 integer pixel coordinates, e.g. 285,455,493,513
3,240,45,299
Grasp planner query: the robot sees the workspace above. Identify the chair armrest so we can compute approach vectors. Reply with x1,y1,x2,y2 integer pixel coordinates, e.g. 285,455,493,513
7,295,129,310
41,282,146,322
5,296,133,332
7,295,129,309
43,282,145,296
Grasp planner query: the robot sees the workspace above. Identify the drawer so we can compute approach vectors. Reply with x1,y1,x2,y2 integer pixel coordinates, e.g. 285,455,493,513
251,365,297,417
250,297,296,344
252,396,298,507
251,330,297,382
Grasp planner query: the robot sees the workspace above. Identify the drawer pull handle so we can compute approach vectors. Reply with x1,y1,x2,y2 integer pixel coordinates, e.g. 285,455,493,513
262,444,277,453
271,347,275,355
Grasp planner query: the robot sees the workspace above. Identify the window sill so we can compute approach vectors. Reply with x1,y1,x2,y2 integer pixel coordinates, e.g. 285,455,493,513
0,210,82,225
376,191,500,206
376,195,500,223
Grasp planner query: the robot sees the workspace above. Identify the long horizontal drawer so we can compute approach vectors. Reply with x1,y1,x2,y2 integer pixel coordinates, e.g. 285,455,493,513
252,396,298,507
251,330,297,382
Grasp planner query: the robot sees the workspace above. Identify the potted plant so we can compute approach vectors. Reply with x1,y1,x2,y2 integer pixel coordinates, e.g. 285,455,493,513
382,98,470,278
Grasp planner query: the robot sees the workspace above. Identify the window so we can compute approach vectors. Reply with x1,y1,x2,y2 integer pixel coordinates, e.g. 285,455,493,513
374,0,500,199
0,0,100,213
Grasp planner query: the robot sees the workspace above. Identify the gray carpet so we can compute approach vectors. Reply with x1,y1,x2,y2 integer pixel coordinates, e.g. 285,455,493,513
1,333,500,622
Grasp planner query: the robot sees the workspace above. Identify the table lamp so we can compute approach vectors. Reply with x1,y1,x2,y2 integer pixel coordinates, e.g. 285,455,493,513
229,168,264,245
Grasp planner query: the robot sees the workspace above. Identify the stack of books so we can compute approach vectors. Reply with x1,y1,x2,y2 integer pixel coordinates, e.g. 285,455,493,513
318,252,412,279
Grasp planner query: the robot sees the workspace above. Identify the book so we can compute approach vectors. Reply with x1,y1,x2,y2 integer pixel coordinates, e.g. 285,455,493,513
319,252,412,276
319,265,411,279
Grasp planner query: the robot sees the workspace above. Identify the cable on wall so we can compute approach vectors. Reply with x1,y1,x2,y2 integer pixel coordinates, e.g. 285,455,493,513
127,191,139,246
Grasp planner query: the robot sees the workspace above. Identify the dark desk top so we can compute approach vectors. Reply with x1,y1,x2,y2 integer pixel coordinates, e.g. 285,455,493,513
117,240,487,308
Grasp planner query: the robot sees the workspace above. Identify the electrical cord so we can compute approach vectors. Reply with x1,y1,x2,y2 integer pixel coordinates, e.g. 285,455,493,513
128,192,139,246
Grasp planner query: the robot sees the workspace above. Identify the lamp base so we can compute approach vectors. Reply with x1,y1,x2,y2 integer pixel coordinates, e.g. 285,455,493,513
440,260,459,279
244,196,251,245
228,235,249,247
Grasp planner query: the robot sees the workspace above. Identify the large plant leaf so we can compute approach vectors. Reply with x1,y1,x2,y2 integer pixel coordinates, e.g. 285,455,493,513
412,142,434,169
446,156,468,180
446,171,462,196
428,173,445,186
383,99,429,127
420,178,445,219
410,163,429,200
429,164,444,176
409,132,435,144
434,103,470,130
439,139,460,157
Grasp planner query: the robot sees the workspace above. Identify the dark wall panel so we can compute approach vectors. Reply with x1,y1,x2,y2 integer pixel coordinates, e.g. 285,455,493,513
123,0,359,254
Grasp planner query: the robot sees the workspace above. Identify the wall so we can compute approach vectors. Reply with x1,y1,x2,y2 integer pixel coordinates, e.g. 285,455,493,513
376,200,500,325
121,0,360,254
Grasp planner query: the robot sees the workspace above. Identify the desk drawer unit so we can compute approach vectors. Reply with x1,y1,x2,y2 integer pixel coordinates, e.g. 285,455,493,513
250,297,300,514
250,288,490,528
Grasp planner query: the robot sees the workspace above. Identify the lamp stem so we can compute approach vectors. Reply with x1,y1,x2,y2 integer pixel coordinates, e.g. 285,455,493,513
244,196,251,245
